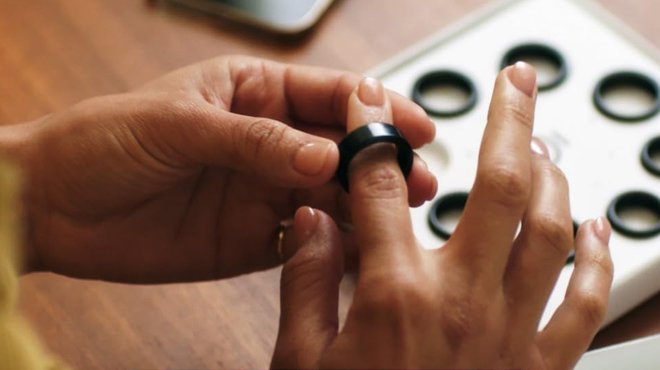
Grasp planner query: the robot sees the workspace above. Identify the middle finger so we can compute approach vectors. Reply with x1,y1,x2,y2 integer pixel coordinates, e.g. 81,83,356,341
503,138,574,330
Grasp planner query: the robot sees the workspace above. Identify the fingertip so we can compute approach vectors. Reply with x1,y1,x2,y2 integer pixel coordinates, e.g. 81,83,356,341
594,217,612,245
575,218,612,250
293,206,320,239
293,139,338,175
506,61,538,98
531,137,551,159
389,90,436,148
347,77,393,132
574,219,614,279
406,155,437,207
281,206,320,261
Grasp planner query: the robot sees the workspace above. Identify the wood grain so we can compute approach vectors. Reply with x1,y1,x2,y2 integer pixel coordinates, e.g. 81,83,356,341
2,0,660,368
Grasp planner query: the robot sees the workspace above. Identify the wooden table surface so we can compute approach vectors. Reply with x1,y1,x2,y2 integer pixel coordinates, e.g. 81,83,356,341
3,0,660,368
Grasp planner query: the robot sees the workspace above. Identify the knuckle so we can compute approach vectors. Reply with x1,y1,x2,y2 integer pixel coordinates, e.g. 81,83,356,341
242,119,286,160
528,214,574,254
359,272,431,320
538,161,569,189
281,249,335,293
442,292,493,342
490,101,534,129
586,250,615,281
572,290,609,328
352,164,406,200
477,164,530,209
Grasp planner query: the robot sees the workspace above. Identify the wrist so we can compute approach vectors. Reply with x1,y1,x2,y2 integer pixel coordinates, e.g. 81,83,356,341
0,117,47,274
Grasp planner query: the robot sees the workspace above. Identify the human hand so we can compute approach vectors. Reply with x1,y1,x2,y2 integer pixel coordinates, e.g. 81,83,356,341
5,56,437,282
272,63,614,369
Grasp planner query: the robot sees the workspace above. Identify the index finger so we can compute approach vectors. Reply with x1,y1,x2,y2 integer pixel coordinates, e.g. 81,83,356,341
347,78,419,270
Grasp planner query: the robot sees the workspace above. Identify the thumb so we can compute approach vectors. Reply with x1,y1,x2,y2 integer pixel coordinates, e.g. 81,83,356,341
209,110,339,187
271,207,344,370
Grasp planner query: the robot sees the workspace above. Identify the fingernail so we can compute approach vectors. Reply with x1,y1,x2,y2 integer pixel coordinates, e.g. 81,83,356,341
429,175,438,200
507,62,537,98
357,77,385,106
293,206,319,243
418,156,429,171
293,141,335,176
531,137,550,158
593,217,612,244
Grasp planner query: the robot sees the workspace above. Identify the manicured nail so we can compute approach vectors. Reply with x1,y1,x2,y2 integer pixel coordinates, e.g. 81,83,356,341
429,175,438,200
594,217,612,244
293,206,319,243
531,137,550,158
507,62,537,98
293,141,335,176
357,77,385,106
418,156,429,171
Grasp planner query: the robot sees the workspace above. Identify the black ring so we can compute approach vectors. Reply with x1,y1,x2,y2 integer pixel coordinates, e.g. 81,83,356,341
500,43,568,91
428,192,469,240
336,122,413,193
593,71,660,122
412,70,478,117
641,136,660,177
607,191,660,239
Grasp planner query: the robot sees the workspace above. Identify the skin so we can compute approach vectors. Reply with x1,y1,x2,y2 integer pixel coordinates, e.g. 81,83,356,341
272,63,614,370
3,54,612,367
4,55,437,283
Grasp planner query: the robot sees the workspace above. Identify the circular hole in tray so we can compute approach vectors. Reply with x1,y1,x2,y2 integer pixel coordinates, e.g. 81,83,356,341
428,191,469,240
565,219,579,265
594,71,660,122
501,43,567,91
641,136,660,177
607,191,660,239
412,70,477,118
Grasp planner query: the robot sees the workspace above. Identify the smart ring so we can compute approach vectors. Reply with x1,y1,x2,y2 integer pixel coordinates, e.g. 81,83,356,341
501,43,567,91
641,136,660,177
428,192,469,240
336,122,413,193
593,71,660,122
607,191,660,239
412,70,478,117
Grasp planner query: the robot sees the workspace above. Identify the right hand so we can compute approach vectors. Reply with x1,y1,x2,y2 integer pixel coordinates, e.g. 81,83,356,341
272,63,614,369
5,55,436,282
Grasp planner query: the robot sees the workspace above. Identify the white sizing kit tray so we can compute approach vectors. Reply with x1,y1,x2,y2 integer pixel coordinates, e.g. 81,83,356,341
369,0,660,329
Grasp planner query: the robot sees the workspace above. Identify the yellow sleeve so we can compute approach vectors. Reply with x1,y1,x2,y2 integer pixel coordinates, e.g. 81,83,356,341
0,162,70,370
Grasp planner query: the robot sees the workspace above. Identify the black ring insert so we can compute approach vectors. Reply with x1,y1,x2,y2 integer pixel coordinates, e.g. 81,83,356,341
593,71,660,122
607,191,660,239
641,136,660,177
336,122,413,193
500,43,567,91
412,70,478,118
428,192,469,240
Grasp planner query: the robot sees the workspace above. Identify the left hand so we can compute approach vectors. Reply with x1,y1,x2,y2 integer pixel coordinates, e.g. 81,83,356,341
6,55,436,282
